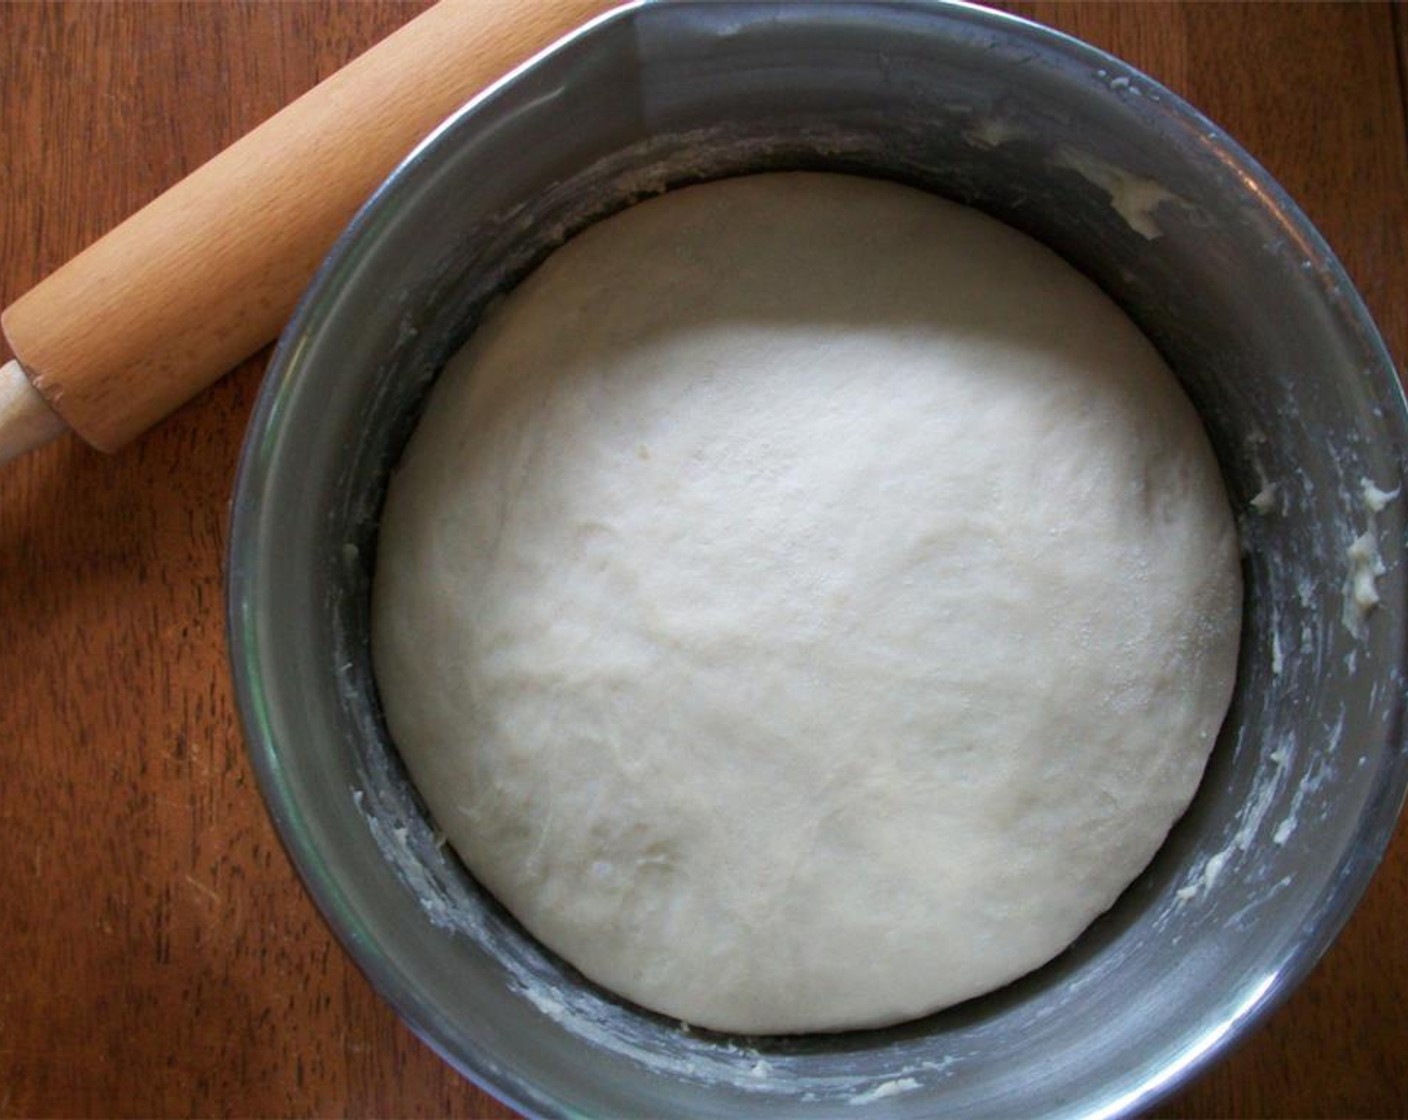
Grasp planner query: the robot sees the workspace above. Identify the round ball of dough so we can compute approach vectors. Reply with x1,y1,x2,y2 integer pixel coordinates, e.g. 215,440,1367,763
372,172,1242,1035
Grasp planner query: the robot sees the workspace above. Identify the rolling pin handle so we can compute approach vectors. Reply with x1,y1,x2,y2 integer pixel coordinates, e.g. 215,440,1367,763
0,359,67,465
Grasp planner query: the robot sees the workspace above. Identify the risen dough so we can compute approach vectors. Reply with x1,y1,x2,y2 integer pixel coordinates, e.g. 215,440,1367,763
372,173,1242,1034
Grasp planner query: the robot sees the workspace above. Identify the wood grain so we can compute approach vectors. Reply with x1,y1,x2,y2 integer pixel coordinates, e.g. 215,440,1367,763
0,3,1403,1117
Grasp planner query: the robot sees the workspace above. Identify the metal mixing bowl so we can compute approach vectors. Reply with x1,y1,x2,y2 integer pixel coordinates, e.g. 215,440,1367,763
226,2,1408,1116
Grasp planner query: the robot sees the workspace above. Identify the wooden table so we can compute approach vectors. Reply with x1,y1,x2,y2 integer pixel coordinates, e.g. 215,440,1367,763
2,3,1404,1116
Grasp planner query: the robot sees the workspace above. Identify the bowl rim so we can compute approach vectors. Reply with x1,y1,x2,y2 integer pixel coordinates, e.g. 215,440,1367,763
227,2,1408,1117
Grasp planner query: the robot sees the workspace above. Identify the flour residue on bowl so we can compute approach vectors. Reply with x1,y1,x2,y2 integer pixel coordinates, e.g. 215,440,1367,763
963,116,1025,150
1050,145,1181,240
1250,481,1279,516
1342,478,1399,639
850,1077,922,1105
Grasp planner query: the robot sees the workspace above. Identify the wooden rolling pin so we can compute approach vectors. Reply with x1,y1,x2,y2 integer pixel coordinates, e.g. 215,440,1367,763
0,0,618,466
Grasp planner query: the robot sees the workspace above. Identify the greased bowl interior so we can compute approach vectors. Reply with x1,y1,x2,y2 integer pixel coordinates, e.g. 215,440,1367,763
227,3,1408,1117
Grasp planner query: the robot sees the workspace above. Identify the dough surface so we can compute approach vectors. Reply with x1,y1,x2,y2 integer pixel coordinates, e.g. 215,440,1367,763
372,173,1242,1034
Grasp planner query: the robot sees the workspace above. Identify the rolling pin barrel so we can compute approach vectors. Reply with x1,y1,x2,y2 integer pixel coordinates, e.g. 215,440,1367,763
0,0,616,459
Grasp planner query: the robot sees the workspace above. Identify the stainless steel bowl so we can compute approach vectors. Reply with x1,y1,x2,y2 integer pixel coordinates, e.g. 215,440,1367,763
227,2,1408,1116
